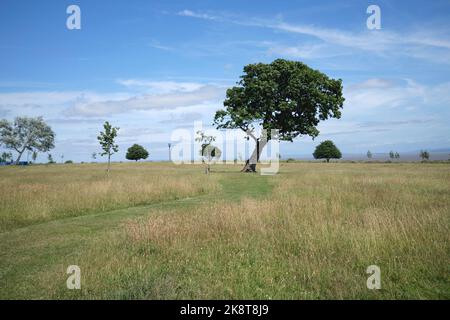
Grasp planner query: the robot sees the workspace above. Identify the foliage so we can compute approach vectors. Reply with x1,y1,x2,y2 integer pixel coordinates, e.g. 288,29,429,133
313,140,342,162
97,121,119,172
200,144,222,161
420,150,430,161
0,152,12,163
213,59,344,171
195,131,220,173
126,144,149,162
0,116,55,164
47,153,55,164
367,150,373,159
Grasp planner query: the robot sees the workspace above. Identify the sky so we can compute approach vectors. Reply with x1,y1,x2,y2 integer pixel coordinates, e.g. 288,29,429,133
0,0,449,162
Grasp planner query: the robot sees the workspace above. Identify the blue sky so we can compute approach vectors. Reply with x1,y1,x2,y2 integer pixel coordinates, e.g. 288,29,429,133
1,0,449,162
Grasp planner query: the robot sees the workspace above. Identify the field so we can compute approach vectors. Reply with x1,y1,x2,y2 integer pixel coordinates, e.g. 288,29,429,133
0,162,449,299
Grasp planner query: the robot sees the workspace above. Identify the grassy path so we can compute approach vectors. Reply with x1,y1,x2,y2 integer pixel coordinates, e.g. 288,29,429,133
2,163,448,299
0,172,273,299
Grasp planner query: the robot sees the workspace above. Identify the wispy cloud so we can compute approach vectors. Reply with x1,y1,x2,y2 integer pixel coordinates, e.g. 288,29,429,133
159,112,203,124
267,43,337,59
0,81,226,119
176,9,450,62
116,79,205,93
65,85,224,117
177,10,217,20
344,78,427,113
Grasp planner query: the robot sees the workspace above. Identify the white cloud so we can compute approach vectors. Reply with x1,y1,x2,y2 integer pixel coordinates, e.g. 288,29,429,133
0,91,130,107
65,85,224,117
274,22,450,59
116,79,205,93
344,78,427,113
0,81,225,119
267,43,339,59
177,10,217,20
177,9,450,63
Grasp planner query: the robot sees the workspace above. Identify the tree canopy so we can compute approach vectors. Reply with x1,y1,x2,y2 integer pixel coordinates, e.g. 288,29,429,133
213,59,344,171
126,144,149,162
313,140,342,162
0,116,55,164
200,144,222,161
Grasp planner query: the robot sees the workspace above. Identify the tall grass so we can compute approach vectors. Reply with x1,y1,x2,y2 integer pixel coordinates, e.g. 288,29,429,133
119,163,449,299
0,162,448,299
0,163,218,231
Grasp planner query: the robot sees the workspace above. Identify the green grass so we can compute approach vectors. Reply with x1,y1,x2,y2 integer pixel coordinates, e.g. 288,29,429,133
0,162,449,299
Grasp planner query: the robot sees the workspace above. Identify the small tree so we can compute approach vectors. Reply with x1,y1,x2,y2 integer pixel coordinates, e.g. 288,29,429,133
195,131,221,174
97,121,119,173
367,150,372,160
200,145,222,174
394,152,400,160
419,150,429,162
47,153,55,164
168,143,172,162
0,151,12,163
126,144,149,162
32,151,38,163
313,140,342,163
0,116,55,164
389,151,395,160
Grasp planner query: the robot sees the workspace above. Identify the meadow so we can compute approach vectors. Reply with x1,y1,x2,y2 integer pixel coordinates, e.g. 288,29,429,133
0,162,449,299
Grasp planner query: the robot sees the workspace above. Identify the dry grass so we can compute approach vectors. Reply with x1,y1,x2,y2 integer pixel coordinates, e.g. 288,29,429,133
0,162,449,299
0,163,218,231
120,163,450,299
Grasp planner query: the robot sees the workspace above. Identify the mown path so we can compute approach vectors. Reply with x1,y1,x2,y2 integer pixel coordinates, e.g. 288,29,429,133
0,173,273,298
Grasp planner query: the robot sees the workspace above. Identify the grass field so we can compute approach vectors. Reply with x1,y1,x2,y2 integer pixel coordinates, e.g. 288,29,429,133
0,162,449,299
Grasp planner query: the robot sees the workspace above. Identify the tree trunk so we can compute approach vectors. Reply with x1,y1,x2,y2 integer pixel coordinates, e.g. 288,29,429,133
15,149,26,165
326,158,330,163
107,153,111,173
241,139,267,172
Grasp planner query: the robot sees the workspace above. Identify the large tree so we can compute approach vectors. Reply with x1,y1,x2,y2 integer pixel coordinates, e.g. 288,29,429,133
214,59,344,172
0,116,55,164
97,121,119,173
126,144,149,162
